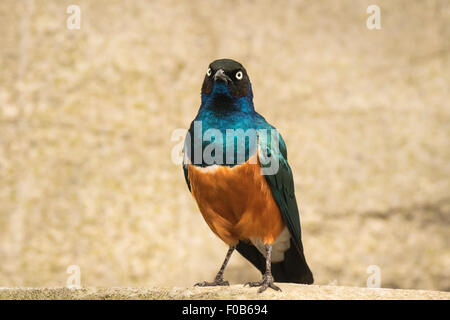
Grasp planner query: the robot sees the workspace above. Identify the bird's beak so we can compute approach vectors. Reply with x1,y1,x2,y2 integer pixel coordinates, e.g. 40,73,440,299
214,69,229,83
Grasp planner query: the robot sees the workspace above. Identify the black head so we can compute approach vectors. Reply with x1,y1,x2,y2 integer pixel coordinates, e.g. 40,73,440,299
201,58,251,98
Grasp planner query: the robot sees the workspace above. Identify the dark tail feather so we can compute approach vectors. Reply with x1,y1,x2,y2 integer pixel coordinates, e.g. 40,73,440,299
236,239,313,284
271,239,314,284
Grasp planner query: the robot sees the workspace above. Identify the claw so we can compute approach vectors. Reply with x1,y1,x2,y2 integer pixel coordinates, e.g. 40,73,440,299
244,280,263,287
257,280,281,293
194,279,230,287
245,275,281,293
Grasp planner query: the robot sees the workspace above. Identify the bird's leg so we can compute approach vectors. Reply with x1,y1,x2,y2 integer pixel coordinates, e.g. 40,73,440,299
245,244,281,293
195,245,235,287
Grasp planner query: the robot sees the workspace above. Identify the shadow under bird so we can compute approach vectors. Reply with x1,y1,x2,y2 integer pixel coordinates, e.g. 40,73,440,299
182,58,313,292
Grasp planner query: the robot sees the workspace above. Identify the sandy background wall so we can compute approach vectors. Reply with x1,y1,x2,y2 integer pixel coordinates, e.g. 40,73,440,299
0,0,449,291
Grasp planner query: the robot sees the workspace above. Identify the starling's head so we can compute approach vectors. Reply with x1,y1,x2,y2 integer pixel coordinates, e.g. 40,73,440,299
201,59,252,101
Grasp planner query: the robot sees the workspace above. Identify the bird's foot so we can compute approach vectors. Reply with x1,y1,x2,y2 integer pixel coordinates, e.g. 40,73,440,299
244,280,263,287
194,277,229,287
245,275,281,293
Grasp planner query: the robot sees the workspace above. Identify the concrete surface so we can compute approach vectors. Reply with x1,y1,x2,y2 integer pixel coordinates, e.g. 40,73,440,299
1,284,449,300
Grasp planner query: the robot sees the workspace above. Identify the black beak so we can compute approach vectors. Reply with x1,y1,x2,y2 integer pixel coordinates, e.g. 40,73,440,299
214,69,230,83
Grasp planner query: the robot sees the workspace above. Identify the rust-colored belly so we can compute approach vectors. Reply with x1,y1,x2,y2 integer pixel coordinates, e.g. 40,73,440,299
188,155,285,245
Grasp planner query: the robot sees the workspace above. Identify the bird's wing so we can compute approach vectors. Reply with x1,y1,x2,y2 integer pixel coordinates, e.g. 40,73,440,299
182,131,191,192
258,129,304,253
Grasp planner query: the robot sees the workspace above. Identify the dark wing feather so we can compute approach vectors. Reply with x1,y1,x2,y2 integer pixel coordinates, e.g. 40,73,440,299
258,130,304,252
255,129,313,283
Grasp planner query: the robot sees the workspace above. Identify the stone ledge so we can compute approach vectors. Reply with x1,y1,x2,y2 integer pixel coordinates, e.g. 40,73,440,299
1,284,449,300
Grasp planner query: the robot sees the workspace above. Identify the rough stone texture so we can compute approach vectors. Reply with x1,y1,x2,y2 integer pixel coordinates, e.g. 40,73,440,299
1,285,449,300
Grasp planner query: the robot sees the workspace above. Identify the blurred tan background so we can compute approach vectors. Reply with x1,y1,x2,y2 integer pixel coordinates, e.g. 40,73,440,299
0,0,449,291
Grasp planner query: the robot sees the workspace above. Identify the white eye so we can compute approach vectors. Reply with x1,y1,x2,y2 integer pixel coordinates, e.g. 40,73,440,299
207,68,212,76
235,70,243,80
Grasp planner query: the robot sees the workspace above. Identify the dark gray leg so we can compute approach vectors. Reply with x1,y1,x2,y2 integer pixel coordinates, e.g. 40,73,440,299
245,244,281,293
195,245,235,287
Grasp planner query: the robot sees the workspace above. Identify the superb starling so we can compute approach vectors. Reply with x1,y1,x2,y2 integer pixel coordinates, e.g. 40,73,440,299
183,59,313,292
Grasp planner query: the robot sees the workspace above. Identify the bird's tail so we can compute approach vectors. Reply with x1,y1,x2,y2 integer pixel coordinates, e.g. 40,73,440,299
271,239,313,284
236,239,313,284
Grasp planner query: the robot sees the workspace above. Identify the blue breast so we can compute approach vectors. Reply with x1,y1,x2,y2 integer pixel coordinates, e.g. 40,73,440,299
185,83,274,167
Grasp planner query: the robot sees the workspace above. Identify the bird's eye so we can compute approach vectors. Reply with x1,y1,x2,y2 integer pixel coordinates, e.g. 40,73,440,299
235,71,243,80
207,68,212,76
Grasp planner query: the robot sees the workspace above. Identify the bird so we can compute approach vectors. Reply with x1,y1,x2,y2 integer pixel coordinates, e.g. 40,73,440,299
182,58,313,293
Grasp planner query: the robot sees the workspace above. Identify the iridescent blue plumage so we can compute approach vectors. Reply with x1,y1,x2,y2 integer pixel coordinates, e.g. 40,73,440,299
186,80,275,167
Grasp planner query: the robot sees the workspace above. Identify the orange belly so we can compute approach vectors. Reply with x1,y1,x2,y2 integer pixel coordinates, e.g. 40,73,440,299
188,154,285,245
